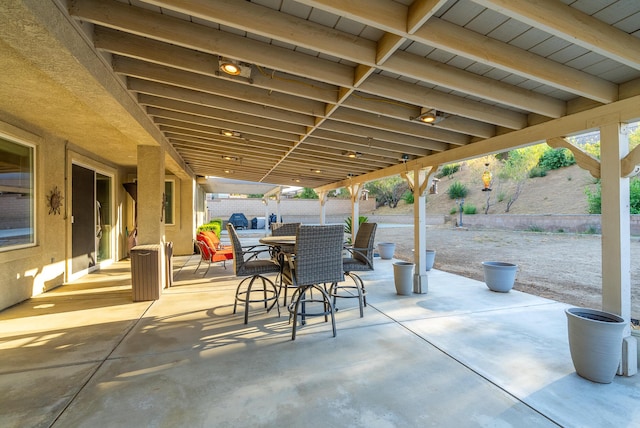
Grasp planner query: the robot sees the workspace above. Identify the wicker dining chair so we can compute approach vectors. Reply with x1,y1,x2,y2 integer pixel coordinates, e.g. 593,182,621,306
270,222,301,304
329,222,377,318
270,222,301,236
226,223,281,324
286,224,345,340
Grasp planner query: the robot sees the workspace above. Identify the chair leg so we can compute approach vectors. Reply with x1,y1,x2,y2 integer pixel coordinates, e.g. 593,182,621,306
234,275,280,324
289,284,335,340
330,273,365,318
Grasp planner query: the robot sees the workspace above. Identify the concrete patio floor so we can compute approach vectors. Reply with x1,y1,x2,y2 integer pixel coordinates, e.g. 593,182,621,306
1,233,639,427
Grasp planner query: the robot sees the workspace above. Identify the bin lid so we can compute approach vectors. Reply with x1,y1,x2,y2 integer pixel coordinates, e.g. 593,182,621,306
131,244,161,251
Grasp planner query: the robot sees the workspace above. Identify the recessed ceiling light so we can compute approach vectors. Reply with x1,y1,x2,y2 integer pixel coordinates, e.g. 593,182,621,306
222,155,238,161
343,151,362,158
221,130,241,138
415,108,445,124
311,168,321,173
219,59,241,76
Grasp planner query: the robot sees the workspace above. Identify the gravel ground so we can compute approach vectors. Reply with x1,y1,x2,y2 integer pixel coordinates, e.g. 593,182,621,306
375,225,640,319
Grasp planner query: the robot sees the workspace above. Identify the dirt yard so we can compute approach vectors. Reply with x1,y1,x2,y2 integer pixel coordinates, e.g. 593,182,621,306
375,225,640,319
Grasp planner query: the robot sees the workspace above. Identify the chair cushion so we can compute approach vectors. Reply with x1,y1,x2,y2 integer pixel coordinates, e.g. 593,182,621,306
212,248,234,262
196,235,214,260
342,257,369,272
201,231,221,248
237,259,280,276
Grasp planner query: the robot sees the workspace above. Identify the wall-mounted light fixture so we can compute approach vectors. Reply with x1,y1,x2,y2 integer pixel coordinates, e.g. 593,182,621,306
414,108,445,124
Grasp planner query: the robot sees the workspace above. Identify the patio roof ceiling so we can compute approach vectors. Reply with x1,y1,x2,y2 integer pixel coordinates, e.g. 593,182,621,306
1,0,640,189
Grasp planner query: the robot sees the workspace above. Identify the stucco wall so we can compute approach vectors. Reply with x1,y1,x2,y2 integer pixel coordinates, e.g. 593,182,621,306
0,119,67,310
0,117,141,310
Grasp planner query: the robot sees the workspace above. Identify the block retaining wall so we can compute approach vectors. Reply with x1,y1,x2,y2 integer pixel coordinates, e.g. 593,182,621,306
208,198,640,235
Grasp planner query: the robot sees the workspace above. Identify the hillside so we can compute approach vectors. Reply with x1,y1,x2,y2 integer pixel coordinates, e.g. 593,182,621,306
369,160,599,216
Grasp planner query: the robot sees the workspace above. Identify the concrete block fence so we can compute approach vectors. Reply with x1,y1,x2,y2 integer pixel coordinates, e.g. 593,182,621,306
207,198,640,235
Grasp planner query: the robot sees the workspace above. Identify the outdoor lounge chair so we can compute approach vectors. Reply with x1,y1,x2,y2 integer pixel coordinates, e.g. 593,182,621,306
194,235,233,276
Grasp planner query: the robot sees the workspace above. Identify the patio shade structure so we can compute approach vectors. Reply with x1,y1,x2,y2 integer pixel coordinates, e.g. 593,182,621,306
0,0,639,370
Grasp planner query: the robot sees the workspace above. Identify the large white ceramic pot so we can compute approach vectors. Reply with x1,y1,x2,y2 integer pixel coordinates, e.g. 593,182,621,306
565,308,626,383
377,242,396,260
482,261,517,292
393,262,414,295
425,250,436,271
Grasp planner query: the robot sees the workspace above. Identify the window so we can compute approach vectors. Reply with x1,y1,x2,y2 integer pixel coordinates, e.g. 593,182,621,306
0,136,35,250
164,180,174,225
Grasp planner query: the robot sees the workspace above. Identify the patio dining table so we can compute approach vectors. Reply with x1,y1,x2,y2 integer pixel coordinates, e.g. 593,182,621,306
259,235,297,293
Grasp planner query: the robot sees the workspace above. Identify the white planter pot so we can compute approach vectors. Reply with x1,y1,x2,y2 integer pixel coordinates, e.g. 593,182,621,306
566,308,626,384
482,261,517,292
393,262,414,295
425,250,436,271
377,242,396,260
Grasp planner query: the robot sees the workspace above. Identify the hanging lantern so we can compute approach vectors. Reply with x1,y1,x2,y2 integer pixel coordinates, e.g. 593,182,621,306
481,163,492,191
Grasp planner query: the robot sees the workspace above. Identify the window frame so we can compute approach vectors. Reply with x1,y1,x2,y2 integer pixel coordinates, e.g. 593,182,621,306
164,179,175,225
0,133,36,252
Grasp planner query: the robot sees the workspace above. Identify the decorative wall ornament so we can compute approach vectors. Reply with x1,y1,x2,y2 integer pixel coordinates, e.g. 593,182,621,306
46,186,63,215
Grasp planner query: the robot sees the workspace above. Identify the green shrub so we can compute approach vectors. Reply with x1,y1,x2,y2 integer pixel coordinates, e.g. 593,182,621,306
538,148,575,170
197,219,222,236
584,226,599,235
344,215,368,244
631,178,640,214
438,163,460,178
449,206,458,215
585,184,601,214
527,225,544,232
447,181,469,199
529,166,547,178
402,191,414,204
497,191,506,202
463,204,476,214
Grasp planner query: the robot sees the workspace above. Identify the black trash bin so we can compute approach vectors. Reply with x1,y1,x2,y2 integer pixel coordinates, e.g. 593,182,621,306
130,244,162,301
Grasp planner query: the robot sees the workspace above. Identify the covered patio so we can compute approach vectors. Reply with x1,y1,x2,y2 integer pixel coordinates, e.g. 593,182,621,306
2,229,639,427
1,2,640,424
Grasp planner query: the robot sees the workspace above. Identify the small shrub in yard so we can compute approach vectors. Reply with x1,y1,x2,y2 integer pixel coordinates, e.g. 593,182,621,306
402,192,414,204
463,204,477,214
584,226,599,235
529,166,547,178
497,191,506,202
449,206,458,215
447,181,469,199
538,148,575,170
438,163,460,178
527,225,544,232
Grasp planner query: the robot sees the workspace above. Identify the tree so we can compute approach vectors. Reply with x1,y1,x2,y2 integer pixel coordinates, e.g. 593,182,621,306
365,176,408,208
297,187,318,199
498,146,543,212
